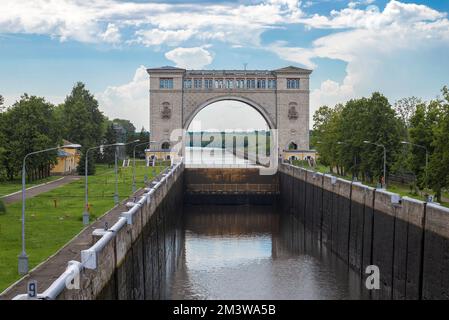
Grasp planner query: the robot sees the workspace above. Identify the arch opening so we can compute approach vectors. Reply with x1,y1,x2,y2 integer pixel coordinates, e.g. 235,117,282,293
185,99,273,167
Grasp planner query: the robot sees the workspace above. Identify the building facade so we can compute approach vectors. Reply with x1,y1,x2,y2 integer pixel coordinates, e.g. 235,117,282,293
146,66,312,161
51,140,81,175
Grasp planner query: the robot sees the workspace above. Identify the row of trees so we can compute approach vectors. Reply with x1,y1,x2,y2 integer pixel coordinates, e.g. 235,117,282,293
0,83,147,181
312,87,449,200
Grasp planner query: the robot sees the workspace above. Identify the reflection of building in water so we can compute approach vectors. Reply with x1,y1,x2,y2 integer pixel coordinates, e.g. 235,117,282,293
183,205,279,236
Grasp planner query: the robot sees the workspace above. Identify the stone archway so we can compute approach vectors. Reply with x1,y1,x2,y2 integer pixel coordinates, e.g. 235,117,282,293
183,95,276,131
147,66,312,158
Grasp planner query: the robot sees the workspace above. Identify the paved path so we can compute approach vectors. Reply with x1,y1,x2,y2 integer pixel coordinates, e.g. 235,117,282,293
1,176,81,204
0,185,150,300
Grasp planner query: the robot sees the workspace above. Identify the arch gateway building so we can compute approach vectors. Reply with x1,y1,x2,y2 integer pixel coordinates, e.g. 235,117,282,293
146,66,315,163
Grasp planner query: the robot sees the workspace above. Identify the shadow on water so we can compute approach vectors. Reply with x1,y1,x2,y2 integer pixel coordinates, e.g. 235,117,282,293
167,204,371,300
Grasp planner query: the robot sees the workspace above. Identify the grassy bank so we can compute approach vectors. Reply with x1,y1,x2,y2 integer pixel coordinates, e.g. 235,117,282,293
291,160,449,207
0,176,60,198
0,163,166,292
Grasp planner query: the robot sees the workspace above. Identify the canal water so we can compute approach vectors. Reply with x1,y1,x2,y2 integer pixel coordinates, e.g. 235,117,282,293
167,205,369,300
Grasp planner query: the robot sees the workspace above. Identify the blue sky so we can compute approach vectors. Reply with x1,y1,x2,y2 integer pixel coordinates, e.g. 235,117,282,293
1,0,449,130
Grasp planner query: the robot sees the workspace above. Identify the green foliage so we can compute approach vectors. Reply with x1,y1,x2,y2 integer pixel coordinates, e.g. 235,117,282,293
77,151,96,176
427,86,449,201
56,82,105,149
312,86,449,200
313,93,405,181
0,94,60,181
98,123,118,165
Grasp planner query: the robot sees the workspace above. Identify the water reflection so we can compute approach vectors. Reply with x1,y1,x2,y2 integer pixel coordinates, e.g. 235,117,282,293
168,205,369,300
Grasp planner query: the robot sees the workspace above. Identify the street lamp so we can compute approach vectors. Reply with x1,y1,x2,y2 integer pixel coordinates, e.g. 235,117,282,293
19,143,82,275
132,142,150,193
83,142,126,225
401,141,429,186
364,140,387,189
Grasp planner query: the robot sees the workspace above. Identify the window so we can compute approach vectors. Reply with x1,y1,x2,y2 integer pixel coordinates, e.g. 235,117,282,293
184,79,192,89
287,78,300,89
236,79,245,89
257,79,266,89
159,78,173,89
194,79,202,89
226,79,234,89
205,79,213,89
161,142,170,150
246,79,256,89
268,79,276,89
214,79,224,89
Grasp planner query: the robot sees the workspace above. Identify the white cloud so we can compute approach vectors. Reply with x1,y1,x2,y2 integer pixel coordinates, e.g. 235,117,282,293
100,23,121,44
96,66,149,130
134,29,195,47
0,0,304,46
165,47,214,69
267,0,449,126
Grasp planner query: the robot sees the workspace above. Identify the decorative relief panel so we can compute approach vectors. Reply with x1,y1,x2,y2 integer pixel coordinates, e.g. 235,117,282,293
288,102,298,120
161,102,172,120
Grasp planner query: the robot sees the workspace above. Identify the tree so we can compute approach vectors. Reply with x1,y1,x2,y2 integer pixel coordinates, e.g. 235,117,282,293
99,122,118,166
0,94,4,112
312,105,343,173
312,93,404,182
136,128,149,159
394,97,422,130
357,93,404,183
57,82,106,149
77,152,96,176
427,86,449,201
406,101,439,188
0,94,60,180
0,96,6,180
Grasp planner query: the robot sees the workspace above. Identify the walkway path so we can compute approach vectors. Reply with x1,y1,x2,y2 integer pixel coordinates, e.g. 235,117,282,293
0,184,149,299
1,176,81,205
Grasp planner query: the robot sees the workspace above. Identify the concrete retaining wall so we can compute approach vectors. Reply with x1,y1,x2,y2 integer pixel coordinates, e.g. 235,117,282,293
18,163,185,300
279,163,449,300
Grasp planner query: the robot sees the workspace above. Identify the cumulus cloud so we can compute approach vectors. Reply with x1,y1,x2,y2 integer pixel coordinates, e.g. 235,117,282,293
96,66,149,130
0,0,304,46
165,47,214,69
100,23,121,44
267,0,449,125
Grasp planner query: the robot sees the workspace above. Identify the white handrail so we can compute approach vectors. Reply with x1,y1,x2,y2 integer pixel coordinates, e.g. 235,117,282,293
12,161,183,300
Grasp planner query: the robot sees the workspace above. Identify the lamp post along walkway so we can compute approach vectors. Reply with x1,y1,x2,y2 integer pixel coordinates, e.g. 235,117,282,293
19,143,81,275
132,142,151,193
83,142,126,226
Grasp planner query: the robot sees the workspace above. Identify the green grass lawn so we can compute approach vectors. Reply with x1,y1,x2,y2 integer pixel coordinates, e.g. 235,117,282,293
0,163,166,292
0,176,60,198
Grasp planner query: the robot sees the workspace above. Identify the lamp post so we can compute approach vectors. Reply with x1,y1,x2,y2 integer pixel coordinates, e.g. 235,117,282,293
113,139,140,203
132,142,150,193
83,142,124,225
19,143,81,275
364,140,387,189
401,141,429,186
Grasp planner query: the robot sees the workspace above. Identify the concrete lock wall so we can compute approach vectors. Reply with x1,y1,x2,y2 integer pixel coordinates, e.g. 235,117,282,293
54,164,184,300
279,163,449,300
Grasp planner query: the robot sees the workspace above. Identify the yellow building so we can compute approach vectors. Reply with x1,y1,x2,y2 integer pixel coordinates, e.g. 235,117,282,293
145,148,175,164
51,140,81,175
282,149,318,162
